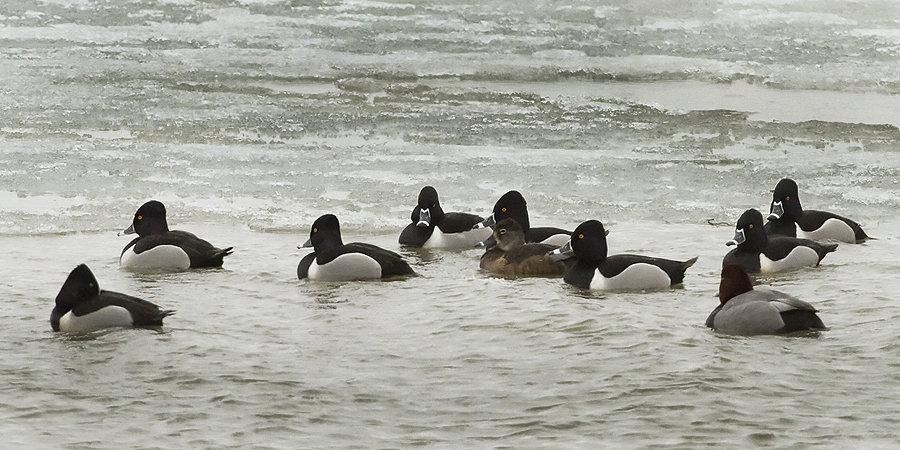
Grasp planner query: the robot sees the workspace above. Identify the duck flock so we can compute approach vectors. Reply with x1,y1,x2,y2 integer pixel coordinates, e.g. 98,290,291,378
51,177,867,338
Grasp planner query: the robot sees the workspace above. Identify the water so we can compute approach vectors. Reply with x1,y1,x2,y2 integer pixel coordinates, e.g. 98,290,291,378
3,0,900,448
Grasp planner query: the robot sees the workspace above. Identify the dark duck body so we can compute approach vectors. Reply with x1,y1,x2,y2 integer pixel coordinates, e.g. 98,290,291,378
726,208,837,274
478,218,573,277
119,200,233,270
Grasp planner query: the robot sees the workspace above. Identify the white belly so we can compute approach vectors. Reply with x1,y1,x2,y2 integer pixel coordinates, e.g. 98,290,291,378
423,227,493,249
59,306,133,332
760,246,819,273
308,253,382,281
120,245,191,271
798,218,856,243
589,263,671,291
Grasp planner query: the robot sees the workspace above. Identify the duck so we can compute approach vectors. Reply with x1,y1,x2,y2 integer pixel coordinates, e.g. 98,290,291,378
706,264,827,336
478,218,574,276
399,186,492,249
473,190,571,246
549,220,697,290
51,264,175,332
298,214,417,281
765,178,868,243
725,208,837,274
119,200,233,271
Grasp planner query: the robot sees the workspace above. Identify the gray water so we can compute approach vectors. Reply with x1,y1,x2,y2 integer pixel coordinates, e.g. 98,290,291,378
3,0,900,448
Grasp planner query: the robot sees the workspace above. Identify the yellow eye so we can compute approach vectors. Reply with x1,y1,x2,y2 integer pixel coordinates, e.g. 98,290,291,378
501,207,507,212
749,224,754,229
786,196,790,201
313,227,317,233
137,215,142,220
578,233,584,239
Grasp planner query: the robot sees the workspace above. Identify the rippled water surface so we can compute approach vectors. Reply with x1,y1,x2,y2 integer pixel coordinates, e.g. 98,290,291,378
3,0,900,448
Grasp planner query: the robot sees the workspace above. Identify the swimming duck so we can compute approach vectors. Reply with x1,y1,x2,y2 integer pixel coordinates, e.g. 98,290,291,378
119,200,233,271
51,264,175,332
706,264,826,336
299,214,417,281
478,218,573,276
765,178,868,243
549,220,697,290
399,186,492,248
474,190,571,246
725,208,837,274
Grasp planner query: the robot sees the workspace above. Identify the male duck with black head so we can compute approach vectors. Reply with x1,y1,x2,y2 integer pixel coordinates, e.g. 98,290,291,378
478,218,574,277
299,214,417,281
51,264,174,332
706,264,826,336
119,200,233,271
765,178,868,243
725,208,837,274
399,186,492,248
549,220,697,290
474,190,571,246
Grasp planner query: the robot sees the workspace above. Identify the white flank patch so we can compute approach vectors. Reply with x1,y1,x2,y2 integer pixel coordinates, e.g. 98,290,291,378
308,253,382,281
59,306,133,332
590,263,671,291
423,227,492,249
799,218,855,243
760,246,819,273
539,234,572,248
120,245,191,271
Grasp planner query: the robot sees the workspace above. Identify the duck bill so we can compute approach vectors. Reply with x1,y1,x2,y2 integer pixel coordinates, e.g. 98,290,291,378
117,224,135,237
298,238,313,250
416,208,432,227
477,235,497,250
767,201,784,221
473,214,496,230
547,240,574,261
726,228,746,246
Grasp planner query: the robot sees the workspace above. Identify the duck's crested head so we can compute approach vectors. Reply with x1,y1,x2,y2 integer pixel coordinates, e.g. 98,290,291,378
55,264,100,310
492,190,529,230
570,219,608,262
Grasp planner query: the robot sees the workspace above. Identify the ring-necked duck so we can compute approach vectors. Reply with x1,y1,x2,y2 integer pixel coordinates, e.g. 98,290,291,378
51,264,174,332
706,264,826,336
478,218,574,276
399,186,492,248
765,178,868,243
549,220,697,290
299,214,417,281
725,208,837,274
119,200,233,271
